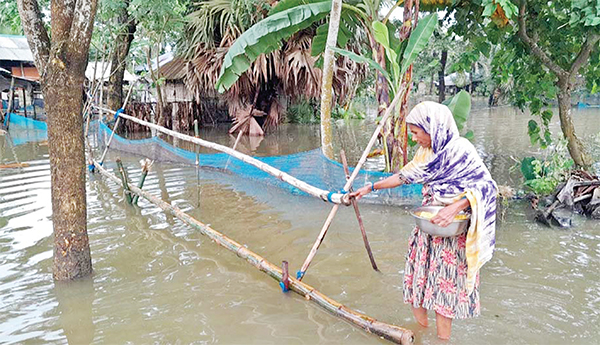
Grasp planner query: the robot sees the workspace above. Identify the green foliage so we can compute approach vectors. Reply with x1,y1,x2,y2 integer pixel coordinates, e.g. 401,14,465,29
215,1,332,92
0,0,25,34
442,90,475,140
520,140,574,195
333,102,365,120
401,14,438,76
331,14,437,98
287,97,318,123
330,46,391,84
570,0,600,27
443,90,471,130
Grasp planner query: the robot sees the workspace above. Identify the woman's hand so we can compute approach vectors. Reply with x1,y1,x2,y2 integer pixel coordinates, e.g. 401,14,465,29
430,204,460,228
349,184,372,201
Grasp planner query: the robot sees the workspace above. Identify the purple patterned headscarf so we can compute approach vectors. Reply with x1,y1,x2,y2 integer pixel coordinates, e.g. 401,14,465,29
401,101,497,293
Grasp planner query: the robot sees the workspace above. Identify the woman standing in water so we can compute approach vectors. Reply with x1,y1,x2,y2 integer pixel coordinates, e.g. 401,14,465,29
351,101,497,340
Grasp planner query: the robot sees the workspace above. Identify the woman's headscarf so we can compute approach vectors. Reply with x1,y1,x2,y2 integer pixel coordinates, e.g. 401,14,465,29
400,101,497,293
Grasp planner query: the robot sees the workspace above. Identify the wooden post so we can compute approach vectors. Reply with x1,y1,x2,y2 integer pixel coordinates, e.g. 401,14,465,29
116,158,133,204
91,159,415,345
172,102,179,147
280,261,290,292
31,89,37,120
21,88,27,118
340,150,378,271
4,77,15,129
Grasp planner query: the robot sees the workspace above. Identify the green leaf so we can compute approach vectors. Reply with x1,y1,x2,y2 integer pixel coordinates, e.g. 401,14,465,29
311,15,352,56
464,130,474,141
372,21,399,81
216,1,332,92
330,47,393,87
520,157,537,180
483,3,496,17
269,0,319,15
400,13,438,75
443,90,472,130
372,21,390,49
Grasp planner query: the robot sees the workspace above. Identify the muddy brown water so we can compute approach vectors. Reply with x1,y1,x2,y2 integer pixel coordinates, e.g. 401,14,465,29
1,105,600,344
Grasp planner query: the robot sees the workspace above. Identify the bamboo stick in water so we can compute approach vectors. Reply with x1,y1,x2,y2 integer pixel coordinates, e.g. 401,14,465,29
91,159,414,344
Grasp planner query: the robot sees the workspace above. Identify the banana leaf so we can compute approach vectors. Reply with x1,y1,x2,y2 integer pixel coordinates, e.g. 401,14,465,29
400,13,438,75
216,1,332,92
443,90,471,130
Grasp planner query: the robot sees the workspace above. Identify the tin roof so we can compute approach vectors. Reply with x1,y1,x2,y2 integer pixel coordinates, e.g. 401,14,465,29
85,62,137,82
0,35,34,62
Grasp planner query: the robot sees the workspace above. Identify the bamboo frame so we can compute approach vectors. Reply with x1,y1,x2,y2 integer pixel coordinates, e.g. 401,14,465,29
91,158,414,344
298,85,407,278
93,106,350,205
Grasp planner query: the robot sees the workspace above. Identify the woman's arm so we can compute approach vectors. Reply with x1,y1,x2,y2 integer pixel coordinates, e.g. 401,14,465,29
349,173,406,201
430,197,470,227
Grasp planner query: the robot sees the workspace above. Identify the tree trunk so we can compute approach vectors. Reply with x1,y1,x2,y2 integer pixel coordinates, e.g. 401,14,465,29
107,0,136,112
319,0,342,159
438,50,447,103
17,0,97,281
147,47,164,127
45,51,92,282
557,78,591,167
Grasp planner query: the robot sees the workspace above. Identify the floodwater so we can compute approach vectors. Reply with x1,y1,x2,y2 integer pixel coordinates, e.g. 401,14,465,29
1,104,600,344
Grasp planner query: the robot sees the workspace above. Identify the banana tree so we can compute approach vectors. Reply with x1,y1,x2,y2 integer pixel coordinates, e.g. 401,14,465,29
332,13,438,171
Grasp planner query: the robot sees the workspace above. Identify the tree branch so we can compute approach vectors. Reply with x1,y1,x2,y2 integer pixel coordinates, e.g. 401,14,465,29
569,32,600,77
51,0,76,47
516,1,567,79
67,0,100,74
16,0,50,75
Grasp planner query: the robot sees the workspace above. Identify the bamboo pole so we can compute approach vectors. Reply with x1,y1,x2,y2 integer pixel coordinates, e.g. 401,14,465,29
132,159,152,205
116,158,133,204
97,83,135,166
298,85,407,279
319,0,343,159
340,150,378,271
94,105,350,205
91,158,414,344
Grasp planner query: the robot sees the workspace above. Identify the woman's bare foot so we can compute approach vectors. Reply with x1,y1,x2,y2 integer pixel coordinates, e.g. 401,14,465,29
435,312,452,340
411,306,429,327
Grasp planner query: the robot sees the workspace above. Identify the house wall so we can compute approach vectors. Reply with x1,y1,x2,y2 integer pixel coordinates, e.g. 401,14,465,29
164,81,193,103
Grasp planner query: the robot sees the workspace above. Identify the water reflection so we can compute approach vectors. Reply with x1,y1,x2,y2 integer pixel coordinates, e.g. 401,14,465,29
54,278,95,344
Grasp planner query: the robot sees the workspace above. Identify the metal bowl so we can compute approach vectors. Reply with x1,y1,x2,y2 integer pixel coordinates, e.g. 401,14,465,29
409,205,470,237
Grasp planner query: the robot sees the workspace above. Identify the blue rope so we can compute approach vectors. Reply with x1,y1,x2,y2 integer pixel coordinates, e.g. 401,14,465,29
326,192,334,203
113,108,125,121
296,270,305,280
326,190,348,203
88,163,95,172
279,281,289,293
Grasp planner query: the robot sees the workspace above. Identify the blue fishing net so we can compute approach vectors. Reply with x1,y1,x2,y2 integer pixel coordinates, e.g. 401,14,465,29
96,121,422,205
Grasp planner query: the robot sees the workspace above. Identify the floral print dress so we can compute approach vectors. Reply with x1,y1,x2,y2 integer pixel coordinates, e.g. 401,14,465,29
403,187,480,319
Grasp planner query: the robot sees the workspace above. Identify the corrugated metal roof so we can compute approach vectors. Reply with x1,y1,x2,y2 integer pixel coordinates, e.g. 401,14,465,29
85,61,137,82
0,35,34,62
158,57,187,81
